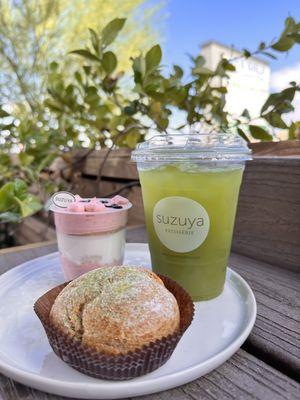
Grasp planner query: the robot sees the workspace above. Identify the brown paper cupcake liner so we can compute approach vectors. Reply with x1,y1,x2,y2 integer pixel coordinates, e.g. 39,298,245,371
34,274,194,380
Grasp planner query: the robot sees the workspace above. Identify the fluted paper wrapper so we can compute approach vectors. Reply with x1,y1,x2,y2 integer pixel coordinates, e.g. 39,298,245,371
34,275,194,380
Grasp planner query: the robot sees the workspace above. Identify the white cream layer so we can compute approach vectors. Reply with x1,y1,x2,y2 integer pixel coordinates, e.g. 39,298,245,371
56,229,125,265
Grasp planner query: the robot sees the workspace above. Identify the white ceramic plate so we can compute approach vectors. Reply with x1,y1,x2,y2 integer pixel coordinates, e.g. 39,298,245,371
0,243,256,399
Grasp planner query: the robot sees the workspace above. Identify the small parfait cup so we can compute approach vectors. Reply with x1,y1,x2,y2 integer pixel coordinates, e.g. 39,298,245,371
50,198,132,280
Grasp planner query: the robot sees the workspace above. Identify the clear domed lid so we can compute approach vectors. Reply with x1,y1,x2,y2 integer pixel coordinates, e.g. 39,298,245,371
131,133,252,163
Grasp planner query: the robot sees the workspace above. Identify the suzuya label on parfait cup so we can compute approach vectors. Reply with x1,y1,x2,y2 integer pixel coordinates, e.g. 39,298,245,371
153,196,210,253
51,191,75,209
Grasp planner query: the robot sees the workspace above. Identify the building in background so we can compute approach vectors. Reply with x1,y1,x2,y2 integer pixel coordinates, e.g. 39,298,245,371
201,41,270,118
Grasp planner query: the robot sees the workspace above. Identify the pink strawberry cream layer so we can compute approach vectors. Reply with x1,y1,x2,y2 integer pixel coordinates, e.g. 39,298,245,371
60,253,124,281
52,196,131,235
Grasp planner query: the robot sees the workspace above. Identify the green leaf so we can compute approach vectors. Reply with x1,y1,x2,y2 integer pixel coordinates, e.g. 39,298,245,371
0,153,10,166
19,152,34,167
143,75,161,94
271,37,294,51
13,179,28,200
44,99,63,112
0,182,15,212
132,55,146,83
261,88,296,114
13,195,42,218
0,179,29,215
249,125,273,141
288,124,295,140
192,66,213,75
264,112,287,129
284,16,296,29
102,51,117,74
223,60,236,71
49,61,59,71
145,45,162,72
214,86,227,94
169,87,188,104
241,109,250,119
0,108,10,118
69,49,101,62
156,116,169,130
262,87,296,112
89,28,100,53
173,65,184,78
193,55,206,68
125,129,141,148
101,18,126,47
237,128,250,143
24,195,42,215
23,166,36,182
288,122,300,140
243,49,251,58
289,33,300,43
124,104,137,116
66,84,75,98
84,86,99,106
75,71,82,84
83,65,91,75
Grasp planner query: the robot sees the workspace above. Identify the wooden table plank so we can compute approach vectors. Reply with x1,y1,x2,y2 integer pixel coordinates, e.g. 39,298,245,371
0,350,299,400
0,241,57,274
229,253,300,380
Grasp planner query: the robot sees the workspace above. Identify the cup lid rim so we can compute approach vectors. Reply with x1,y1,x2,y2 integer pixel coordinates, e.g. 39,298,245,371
131,133,252,162
49,198,132,215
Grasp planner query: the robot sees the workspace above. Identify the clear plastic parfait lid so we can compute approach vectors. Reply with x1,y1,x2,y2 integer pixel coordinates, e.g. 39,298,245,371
131,133,252,163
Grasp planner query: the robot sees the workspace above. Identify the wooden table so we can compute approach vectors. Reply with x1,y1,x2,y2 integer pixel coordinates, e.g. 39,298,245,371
0,227,299,400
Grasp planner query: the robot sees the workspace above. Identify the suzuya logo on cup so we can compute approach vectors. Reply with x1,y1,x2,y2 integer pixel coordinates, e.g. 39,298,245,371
52,191,75,208
153,196,210,253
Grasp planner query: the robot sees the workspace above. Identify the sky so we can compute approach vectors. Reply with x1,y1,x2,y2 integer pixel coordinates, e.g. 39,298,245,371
162,0,300,72
156,0,300,120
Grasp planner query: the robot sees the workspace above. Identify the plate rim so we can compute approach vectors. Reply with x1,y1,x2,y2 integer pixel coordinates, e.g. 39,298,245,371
0,243,257,399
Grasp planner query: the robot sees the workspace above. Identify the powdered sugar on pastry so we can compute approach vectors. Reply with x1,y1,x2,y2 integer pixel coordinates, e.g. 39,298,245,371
50,266,180,355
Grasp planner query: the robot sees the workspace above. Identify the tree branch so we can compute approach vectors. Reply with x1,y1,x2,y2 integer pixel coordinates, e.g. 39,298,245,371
0,46,35,111
95,123,143,196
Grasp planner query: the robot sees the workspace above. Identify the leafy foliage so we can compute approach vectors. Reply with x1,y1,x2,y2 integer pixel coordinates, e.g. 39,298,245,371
0,0,162,108
0,180,42,223
43,17,300,144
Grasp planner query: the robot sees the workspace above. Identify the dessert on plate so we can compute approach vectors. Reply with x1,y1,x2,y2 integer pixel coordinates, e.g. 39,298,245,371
50,266,180,354
34,265,194,380
50,195,132,280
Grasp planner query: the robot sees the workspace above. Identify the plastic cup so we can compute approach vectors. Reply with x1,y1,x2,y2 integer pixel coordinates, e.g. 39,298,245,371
132,133,251,301
50,199,132,280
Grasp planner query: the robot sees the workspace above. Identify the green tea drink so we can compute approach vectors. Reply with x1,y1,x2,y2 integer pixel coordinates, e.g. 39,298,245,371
132,134,251,301
139,165,243,300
